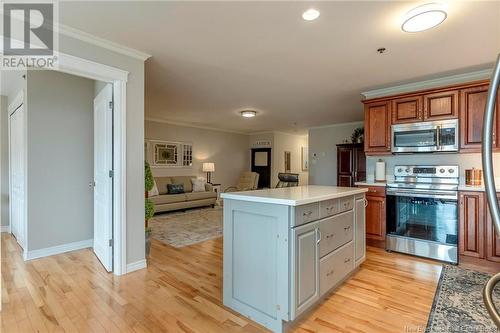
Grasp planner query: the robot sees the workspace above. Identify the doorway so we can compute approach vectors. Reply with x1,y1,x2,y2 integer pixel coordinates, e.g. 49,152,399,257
251,148,271,188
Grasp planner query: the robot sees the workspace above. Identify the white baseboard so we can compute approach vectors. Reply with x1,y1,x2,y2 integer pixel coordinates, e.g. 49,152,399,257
24,239,93,261
0,225,10,233
126,259,147,273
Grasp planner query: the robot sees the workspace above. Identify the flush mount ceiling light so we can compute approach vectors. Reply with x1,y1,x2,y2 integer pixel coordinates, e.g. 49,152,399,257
302,8,320,21
240,110,257,118
401,3,447,33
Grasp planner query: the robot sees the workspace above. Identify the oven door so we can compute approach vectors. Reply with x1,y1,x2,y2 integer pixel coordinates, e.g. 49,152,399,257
392,123,439,153
386,189,458,247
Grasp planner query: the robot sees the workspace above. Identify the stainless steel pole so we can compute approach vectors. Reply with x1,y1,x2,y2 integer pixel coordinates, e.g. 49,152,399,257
482,53,500,327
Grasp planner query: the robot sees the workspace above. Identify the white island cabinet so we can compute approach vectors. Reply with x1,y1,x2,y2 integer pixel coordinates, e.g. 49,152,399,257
221,185,368,333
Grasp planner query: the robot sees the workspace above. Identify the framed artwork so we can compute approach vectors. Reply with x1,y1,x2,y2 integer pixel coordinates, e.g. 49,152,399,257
284,151,291,172
146,140,193,167
301,146,309,171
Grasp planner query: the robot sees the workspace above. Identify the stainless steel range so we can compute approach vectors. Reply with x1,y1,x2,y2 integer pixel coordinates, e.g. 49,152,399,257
386,165,459,263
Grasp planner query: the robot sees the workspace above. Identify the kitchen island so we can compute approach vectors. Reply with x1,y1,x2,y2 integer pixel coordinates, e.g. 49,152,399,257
221,185,368,333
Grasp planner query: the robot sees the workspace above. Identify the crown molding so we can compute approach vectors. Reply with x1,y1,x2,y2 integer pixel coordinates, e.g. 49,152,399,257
145,117,250,135
58,24,151,61
308,121,363,131
361,68,493,100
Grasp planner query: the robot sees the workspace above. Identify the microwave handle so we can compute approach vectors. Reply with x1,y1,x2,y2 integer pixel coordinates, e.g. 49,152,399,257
436,126,441,149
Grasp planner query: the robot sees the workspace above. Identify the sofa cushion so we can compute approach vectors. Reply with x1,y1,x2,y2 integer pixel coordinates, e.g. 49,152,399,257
171,176,193,193
167,184,184,194
155,177,172,195
185,191,217,201
150,194,186,205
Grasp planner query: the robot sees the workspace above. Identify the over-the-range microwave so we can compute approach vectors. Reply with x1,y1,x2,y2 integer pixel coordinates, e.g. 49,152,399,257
391,119,459,153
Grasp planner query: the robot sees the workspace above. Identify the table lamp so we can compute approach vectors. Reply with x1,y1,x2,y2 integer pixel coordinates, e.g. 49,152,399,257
203,162,215,184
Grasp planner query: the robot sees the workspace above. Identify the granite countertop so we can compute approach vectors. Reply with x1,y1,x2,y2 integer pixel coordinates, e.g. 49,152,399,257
220,185,368,206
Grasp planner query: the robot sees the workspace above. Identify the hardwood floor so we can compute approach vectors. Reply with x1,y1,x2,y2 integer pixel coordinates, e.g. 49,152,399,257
1,232,441,332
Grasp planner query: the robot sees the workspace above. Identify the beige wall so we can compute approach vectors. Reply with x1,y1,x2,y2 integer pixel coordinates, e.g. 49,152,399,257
272,132,308,187
145,120,249,191
308,122,363,185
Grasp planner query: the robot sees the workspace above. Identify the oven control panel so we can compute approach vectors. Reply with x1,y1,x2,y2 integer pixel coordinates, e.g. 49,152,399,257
394,165,459,178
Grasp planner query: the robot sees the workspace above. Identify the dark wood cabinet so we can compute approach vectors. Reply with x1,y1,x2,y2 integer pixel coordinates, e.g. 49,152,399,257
486,194,500,262
391,95,423,124
460,84,499,152
364,101,391,154
423,90,459,120
459,191,485,258
336,143,365,187
364,187,386,242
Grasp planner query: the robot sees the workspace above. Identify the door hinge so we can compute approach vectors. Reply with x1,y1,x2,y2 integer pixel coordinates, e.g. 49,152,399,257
109,239,114,247
108,101,114,110
109,170,114,178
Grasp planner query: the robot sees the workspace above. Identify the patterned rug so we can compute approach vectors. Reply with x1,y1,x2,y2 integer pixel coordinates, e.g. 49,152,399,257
149,207,223,248
427,265,500,332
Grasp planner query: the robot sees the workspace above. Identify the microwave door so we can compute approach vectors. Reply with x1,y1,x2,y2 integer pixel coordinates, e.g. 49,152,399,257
392,127,439,153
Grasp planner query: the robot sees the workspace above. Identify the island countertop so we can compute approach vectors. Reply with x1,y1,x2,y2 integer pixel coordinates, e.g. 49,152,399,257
220,185,368,206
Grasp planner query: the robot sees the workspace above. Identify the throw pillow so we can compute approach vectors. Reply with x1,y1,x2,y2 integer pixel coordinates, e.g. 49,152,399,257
191,178,206,192
167,184,184,194
149,181,159,197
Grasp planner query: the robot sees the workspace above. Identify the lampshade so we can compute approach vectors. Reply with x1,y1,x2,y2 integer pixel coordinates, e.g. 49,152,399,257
202,162,215,172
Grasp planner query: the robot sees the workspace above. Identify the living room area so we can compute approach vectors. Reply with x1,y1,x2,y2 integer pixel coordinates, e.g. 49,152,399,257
144,118,309,253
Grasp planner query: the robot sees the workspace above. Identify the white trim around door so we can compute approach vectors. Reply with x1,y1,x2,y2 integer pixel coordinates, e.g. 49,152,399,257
52,53,129,276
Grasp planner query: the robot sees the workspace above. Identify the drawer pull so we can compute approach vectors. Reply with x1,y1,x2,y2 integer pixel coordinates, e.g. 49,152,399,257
326,270,335,277
326,233,335,239
344,226,351,231
326,206,335,212
344,258,351,263
303,211,313,217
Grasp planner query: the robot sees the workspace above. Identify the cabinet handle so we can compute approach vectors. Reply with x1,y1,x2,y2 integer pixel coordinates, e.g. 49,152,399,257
344,258,351,263
316,228,322,244
364,199,368,207
303,211,313,217
344,226,351,231
326,233,334,239
326,270,335,277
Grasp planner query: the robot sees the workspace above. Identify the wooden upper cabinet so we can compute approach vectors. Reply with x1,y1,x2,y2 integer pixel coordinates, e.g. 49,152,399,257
364,101,391,153
460,85,497,151
459,191,485,258
391,96,423,124
423,90,459,120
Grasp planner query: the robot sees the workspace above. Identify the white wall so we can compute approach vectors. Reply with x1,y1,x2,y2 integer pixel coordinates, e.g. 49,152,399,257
26,71,94,251
0,96,8,228
59,34,145,265
145,120,249,191
272,132,308,186
308,122,363,185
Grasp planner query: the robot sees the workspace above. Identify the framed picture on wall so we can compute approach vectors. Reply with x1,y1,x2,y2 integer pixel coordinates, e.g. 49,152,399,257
146,140,193,167
301,146,309,171
284,151,291,172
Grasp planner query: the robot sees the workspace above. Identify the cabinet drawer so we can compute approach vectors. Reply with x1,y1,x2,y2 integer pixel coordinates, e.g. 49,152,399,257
338,196,353,213
294,203,320,227
320,242,354,296
319,211,354,258
319,199,339,218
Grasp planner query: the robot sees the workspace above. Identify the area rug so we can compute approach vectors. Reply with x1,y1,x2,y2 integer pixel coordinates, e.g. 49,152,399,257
426,265,500,332
149,207,223,248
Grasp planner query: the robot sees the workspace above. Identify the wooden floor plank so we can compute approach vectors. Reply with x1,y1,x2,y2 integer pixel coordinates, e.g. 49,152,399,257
1,232,441,332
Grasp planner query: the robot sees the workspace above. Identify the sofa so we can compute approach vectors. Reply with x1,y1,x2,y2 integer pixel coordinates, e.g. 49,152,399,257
150,176,217,213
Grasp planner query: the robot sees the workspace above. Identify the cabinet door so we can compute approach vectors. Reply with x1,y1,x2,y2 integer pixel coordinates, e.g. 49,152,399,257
338,175,353,187
366,195,386,240
354,196,366,264
337,147,353,174
391,95,423,124
364,101,391,153
354,147,366,182
459,191,485,258
292,222,319,317
460,85,497,151
423,90,459,120
486,194,500,262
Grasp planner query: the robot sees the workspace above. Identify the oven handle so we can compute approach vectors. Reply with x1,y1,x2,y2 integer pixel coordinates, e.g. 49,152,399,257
386,189,457,200
436,126,441,150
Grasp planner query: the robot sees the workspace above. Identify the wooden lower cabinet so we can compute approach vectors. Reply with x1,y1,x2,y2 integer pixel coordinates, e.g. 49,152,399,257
459,191,500,266
361,186,386,247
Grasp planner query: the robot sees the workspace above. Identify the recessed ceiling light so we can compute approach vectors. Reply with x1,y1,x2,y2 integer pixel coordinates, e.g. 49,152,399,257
402,3,447,33
240,110,257,118
302,8,320,21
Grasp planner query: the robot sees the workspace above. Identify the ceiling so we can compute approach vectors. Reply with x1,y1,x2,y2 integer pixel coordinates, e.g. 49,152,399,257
59,1,500,134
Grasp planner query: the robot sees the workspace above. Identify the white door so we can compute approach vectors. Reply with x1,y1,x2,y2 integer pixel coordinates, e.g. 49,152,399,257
93,84,113,272
9,105,26,249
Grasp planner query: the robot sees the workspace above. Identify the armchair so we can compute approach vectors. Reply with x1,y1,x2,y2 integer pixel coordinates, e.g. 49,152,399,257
224,171,260,192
